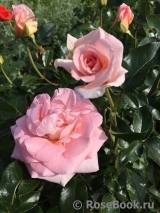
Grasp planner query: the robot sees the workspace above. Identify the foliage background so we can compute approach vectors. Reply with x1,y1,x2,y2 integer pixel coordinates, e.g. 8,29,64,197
0,0,160,212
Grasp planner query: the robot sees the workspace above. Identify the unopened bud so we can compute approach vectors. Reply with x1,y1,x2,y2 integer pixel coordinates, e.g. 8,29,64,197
98,0,108,8
0,55,4,65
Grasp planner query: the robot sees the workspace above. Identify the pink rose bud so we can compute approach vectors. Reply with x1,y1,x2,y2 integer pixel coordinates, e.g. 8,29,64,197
11,88,107,186
116,3,134,31
12,4,38,37
54,27,128,99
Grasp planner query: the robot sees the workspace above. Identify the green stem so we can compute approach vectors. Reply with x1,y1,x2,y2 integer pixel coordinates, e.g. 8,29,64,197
100,7,103,27
0,65,15,87
105,87,119,174
105,87,115,110
24,42,58,86
78,174,93,192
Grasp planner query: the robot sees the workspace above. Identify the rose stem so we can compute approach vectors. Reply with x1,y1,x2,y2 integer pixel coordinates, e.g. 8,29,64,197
78,174,93,192
105,87,119,174
23,41,58,86
0,65,16,87
100,7,103,27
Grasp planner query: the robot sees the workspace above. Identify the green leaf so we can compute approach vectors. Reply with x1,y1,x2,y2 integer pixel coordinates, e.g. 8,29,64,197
133,106,153,139
119,141,142,166
110,130,148,142
22,74,40,87
120,93,139,109
9,95,27,113
0,161,23,208
18,179,40,195
60,177,88,213
100,193,119,213
0,97,20,120
133,92,148,107
37,23,55,43
146,161,155,185
147,15,160,33
146,136,160,166
116,190,128,202
0,161,40,212
138,0,150,17
0,84,12,92
42,50,53,67
47,207,60,213
149,188,160,202
27,206,43,213
150,107,160,120
144,69,160,97
126,170,148,205
17,191,41,212
0,139,14,153
124,0,137,6
123,43,160,92
105,179,118,194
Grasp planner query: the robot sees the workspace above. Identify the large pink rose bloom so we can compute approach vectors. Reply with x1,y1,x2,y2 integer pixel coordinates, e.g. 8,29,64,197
11,88,107,186
54,27,127,99
12,4,37,37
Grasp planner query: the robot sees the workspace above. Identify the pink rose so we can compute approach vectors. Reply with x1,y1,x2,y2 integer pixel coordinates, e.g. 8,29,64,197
11,88,107,186
54,27,127,99
12,4,37,37
116,3,134,30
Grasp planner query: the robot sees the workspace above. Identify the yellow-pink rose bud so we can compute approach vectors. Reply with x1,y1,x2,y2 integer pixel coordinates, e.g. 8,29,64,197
116,3,134,31
12,4,38,37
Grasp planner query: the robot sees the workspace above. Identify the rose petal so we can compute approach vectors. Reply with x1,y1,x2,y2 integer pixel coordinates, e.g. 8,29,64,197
75,155,99,173
74,86,105,99
67,34,77,51
75,27,106,48
54,59,74,73
23,137,65,162
107,67,127,87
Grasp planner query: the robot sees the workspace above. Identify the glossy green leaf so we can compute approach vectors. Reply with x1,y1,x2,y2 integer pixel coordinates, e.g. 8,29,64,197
138,0,150,17
126,170,148,205
0,161,40,212
147,15,160,33
42,50,53,67
22,74,40,87
144,69,160,97
18,179,40,195
100,193,119,213
9,94,27,113
146,161,155,185
133,106,153,139
0,97,20,120
37,23,55,43
123,43,160,92
116,190,128,202
119,141,142,166
105,179,118,194
133,92,148,107
110,130,148,142
124,0,137,6
0,139,14,153
17,191,41,212
149,188,160,202
146,136,160,166
120,93,139,109
60,177,88,213
150,107,160,120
